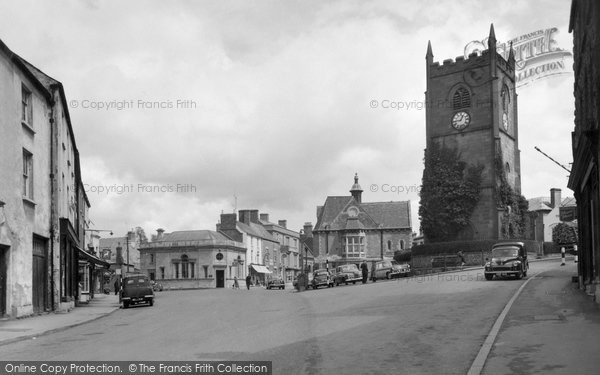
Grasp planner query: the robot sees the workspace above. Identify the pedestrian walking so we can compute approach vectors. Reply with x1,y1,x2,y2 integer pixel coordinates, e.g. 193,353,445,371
113,278,120,295
361,261,369,284
246,274,251,290
457,251,466,269
233,276,239,289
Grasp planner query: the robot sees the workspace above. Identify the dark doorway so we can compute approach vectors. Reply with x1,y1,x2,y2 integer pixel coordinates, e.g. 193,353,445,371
32,236,48,314
216,270,225,288
0,245,8,317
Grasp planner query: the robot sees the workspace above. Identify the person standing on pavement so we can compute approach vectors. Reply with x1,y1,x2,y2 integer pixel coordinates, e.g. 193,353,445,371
113,278,120,295
361,261,369,284
246,274,251,290
457,251,466,269
233,276,239,289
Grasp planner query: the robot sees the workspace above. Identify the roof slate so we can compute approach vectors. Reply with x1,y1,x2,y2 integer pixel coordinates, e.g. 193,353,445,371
314,196,411,231
160,230,230,243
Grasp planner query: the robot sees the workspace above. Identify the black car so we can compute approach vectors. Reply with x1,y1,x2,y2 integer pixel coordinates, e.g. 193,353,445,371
310,269,334,289
267,278,285,290
484,242,529,280
121,275,154,308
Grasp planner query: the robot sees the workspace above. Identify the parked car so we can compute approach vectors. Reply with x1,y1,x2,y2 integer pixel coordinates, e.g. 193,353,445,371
372,260,412,280
121,274,154,308
150,280,163,291
267,278,285,290
310,269,334,289
484,242,529,280
333,264,362,285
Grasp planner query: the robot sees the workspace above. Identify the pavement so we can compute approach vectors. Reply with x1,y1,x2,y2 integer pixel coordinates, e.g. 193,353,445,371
482,261,600,374
0,293,120,346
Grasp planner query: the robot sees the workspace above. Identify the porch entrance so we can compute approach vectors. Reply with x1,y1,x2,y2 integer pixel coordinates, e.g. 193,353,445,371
216,270,225,288
32,236,48,314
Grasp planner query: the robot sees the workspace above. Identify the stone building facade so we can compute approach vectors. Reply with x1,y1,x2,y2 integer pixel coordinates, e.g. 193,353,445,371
312,174,412,269
568,0,600,301
526,188,577,244
259,214,301,282
0,38,94,318
217,211,279,285
424,24,521,241
139,230,246,289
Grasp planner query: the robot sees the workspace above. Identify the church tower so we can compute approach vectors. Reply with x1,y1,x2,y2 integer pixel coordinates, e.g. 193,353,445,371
424,24,521,240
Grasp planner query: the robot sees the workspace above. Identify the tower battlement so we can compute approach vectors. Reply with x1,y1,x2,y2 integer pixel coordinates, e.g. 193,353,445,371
428,49,514,79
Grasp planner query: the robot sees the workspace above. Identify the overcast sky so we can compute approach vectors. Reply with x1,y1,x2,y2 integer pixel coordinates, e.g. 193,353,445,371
0,0,575,239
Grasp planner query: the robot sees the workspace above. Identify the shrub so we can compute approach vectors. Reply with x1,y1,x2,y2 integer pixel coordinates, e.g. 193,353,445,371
411,239,540,256
393,251,411,263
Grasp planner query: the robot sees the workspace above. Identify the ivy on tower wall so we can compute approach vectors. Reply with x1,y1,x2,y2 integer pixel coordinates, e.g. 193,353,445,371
419,142,484,243
495,153,528,239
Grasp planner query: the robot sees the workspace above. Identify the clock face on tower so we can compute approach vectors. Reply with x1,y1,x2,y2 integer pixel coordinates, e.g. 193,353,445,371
451,111,470,130
502,112,509,131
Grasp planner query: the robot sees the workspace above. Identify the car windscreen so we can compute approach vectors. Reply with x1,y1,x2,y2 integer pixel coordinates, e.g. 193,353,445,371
492,248,519,258
126,278,148,285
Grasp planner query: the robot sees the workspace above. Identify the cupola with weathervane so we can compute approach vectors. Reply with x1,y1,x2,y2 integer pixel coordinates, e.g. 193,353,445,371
350,173,363,203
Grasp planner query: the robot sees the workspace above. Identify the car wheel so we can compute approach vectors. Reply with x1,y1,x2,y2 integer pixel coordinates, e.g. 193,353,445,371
149,299,154,307
484,274,493,280
352,281,356,285
386,272,391,280
123,301,129,309
516,270,523,280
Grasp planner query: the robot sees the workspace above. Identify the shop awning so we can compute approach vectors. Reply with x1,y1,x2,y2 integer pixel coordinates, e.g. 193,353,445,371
251,264,272,274
77,247,110,268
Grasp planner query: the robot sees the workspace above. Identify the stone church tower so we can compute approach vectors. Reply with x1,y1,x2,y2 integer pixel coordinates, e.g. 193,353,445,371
424,24,521,240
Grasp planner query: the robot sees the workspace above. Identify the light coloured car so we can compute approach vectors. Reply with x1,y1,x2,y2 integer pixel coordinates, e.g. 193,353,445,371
372,260,411,280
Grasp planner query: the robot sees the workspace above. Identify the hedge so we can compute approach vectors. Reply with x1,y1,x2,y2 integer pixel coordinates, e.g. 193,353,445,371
411,239,541,256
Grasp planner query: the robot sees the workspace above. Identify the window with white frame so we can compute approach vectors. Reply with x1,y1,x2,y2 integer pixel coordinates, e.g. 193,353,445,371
22,149,33,199
22,85,32,126
344,232,365,258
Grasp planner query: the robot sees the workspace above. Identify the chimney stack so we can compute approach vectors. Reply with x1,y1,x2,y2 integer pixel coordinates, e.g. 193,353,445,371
156,228,165,241
260,213,269,222
550,188,562,208
303,222,313,237
220,213,237,230
278,220,287,229
238,210,259,224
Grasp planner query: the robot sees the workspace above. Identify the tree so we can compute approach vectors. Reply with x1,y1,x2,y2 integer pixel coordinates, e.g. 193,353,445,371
419,142,484,242
552,222,577,245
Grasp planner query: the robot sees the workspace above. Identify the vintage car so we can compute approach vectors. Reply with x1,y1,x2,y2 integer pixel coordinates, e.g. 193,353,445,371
310,269,334,289
372,260,411,280
121,274,154,308
267,278,285,290
333,264,362,285
484,242,529,280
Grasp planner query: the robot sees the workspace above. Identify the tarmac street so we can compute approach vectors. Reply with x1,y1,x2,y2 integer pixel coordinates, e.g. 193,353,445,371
0,259,597,375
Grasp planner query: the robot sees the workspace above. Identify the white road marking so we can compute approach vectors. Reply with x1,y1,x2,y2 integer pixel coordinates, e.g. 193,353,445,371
467,273,538,375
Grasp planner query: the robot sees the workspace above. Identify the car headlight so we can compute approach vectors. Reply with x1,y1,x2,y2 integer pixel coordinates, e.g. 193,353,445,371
485,262,491,267
512,261,520,267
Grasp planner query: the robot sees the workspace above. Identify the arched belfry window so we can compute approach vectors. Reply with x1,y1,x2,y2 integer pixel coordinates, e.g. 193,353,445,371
453,87,471,110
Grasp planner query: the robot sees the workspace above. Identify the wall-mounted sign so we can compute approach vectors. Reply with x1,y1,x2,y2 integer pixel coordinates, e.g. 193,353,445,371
559,206,577,222
464,27,572,88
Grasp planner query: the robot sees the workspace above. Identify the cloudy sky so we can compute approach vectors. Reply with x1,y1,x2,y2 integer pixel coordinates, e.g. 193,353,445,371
0,0,575,239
